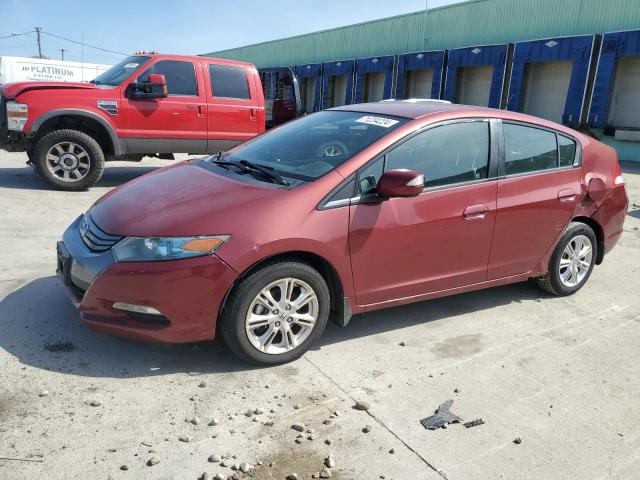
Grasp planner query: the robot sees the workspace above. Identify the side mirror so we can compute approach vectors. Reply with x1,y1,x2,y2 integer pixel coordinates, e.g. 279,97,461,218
377,169,424,198
126,73,168,99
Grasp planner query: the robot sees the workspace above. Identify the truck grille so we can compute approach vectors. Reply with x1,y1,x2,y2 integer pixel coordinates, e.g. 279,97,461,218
80,214,122,252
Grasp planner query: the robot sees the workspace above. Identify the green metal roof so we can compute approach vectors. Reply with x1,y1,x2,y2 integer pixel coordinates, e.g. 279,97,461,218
203,0,640,67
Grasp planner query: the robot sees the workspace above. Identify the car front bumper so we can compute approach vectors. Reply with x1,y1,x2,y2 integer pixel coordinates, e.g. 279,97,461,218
57,215,239,343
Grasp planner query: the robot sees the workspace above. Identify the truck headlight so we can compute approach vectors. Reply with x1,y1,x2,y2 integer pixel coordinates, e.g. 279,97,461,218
7,102,28,131
112,235,230,262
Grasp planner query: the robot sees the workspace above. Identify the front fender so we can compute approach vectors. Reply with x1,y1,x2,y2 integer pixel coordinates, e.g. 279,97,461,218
28,108,124,156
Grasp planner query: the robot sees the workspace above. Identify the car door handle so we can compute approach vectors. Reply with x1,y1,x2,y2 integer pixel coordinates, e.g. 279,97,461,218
463,204,488,219
558,189,577,202
249,108,257,119
186,105,196,110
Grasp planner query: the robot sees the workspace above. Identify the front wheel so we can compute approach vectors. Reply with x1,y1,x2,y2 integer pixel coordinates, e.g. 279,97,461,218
33,129,105,191
219,261,330,365
536,222,597,296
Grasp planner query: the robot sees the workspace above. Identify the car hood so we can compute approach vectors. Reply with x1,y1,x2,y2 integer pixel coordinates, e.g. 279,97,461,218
91,161,289,237
1,81,96,100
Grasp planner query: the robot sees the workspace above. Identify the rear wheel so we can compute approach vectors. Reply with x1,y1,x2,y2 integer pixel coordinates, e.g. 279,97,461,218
536,222,597,296
219,261,330,365
33,129,105,191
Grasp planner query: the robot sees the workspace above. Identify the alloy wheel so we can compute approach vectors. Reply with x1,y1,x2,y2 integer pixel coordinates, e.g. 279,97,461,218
245,277,319,355
45,141,90,182
558,234,593,288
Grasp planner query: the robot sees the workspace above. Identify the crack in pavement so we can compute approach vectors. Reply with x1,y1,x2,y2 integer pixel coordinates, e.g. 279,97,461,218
304,355,449,479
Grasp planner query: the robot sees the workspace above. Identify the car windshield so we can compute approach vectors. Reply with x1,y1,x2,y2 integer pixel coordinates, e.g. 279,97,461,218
91,55,151,86
218,110,408,182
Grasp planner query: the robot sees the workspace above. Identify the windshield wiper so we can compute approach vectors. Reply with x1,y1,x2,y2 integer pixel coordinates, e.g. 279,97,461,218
212,157,289,186
239,160,289,186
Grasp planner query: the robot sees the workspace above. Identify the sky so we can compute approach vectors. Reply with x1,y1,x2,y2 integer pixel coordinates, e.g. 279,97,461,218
0,0,467,65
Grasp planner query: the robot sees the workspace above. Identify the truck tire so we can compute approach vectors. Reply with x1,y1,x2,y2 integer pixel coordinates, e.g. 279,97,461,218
33,129,105,191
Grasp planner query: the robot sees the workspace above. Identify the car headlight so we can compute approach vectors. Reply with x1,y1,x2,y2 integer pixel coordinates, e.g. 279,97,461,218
112,235,230,262
7,101,28,132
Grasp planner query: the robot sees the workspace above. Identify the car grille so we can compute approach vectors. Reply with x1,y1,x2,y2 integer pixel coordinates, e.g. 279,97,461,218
80,214,122,252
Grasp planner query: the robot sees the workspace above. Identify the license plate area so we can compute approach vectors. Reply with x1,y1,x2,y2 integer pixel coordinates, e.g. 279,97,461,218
56,241,72,286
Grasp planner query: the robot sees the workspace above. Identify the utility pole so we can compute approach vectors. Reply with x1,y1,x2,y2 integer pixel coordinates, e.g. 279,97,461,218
59,48,65,60
35,26,43,58
422,0,429,50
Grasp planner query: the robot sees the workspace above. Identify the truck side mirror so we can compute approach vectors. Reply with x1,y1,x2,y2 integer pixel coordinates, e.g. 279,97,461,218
126,73,168,100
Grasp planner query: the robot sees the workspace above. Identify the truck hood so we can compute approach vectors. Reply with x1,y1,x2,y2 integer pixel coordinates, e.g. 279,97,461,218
91,161,288,238
0,81,96,100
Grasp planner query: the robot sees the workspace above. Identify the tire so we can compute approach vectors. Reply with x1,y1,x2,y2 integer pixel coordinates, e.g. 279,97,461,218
536,222,598,296
219,260,330,365
33,129,105,191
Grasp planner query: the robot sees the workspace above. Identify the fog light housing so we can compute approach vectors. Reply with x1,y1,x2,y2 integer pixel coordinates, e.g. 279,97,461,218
112,302,162,316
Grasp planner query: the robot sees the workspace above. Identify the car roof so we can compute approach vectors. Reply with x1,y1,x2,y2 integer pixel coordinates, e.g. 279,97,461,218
329,100,500,119
329,100,585,139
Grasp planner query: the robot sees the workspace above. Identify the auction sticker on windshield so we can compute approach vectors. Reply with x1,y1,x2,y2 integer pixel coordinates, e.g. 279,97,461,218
355,116,400,128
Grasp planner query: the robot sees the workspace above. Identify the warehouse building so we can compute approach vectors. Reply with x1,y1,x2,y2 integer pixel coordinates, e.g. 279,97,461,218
205,0,640,161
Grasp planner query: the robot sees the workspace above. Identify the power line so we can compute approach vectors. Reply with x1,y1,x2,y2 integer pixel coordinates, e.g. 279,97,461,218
0,30,36,40
41,31,128,56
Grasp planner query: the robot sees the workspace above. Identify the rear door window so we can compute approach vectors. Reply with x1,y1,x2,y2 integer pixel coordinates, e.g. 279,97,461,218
503,123,558,175
209,64,251,99
137,60,198,96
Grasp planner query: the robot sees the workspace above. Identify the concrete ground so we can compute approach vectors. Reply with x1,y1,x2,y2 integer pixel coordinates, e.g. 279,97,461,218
0,152,639,480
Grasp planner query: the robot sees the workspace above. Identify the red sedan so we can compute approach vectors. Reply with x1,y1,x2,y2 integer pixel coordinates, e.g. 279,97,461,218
57,101,628,365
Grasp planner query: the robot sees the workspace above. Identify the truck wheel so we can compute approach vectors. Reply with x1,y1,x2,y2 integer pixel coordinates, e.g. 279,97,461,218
33,129,105,191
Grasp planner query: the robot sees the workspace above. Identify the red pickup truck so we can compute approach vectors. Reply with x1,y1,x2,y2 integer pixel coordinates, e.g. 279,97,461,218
0,53,301,190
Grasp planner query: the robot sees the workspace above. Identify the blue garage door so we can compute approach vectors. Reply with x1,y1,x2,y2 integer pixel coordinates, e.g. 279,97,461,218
322,60,355,108
507,35,595,126
354,56,395,103
444,44,508,108
395,51,445,100
294,63,322,113
589,30,640,129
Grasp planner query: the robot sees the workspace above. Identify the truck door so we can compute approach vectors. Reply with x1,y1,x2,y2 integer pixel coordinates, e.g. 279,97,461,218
204,62,263,153
121,59,207,153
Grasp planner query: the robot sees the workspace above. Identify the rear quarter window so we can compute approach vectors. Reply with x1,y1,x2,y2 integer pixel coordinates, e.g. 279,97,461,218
558,135,577,167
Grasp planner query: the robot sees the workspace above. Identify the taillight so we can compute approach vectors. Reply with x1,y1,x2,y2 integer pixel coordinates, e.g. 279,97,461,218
613,160,624,186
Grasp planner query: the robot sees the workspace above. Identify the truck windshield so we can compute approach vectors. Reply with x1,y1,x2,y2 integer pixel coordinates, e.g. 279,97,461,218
91,56,150,86
217,111,408,182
